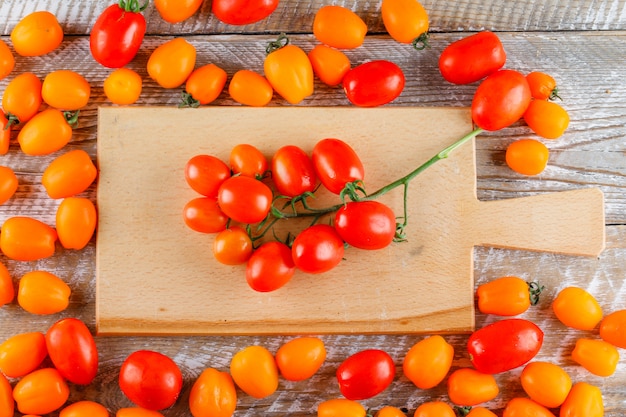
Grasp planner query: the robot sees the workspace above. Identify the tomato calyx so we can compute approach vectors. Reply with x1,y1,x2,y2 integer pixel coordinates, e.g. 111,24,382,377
265,33,289,55
119,0,149,13
548,86,562,101
454,406,473,417
63,110,80,127
179,91,201,108
528,281,545,306
412,32,430,51
4,113,19,129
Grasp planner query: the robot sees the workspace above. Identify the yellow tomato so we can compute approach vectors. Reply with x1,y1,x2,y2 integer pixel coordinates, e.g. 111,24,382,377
552,286,603,330
0,332,48,378
42,70,91,111
0,261,13,307
264,38,313,104
18,271,71,315
381,0,429,46
375,406,406,417
317,399,366,417
0,40,15,80
413,401,455,417
155,0,204,23
571,338,619,377
228,70,273,107
11,11,63,56
0,112,10,155
0,372,13,417
599,309,626,348
559,382,604,417
56,197,97,250
0,216,57,261
104,68,143,105
189,368,237,417
60,401,109,417
523,99,570,139
0,165,18,205
2,72,42,125
12,368,70,415
147,37,196,88
182,63,227,106
17,108,75,156
505,139,550,176
275,336,326,381
403,335,454,389
520,361,571,408
308,44,351,86
313,6,367,49
117,408,165,417
447,368,499,406
42,149,98,199
229,345,278,398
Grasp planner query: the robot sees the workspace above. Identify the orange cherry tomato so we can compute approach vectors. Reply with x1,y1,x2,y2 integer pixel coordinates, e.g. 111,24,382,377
308,44,351,86
42,149,98,199
523,99,570,139
571,338,619,377
520,361,571,408
189,368,237,417
18,271,71,315
17,108,76,156
10,11,63,56
0,40,14,81
185,154,231,197
526,71,560,101
502,397,556,417
559,382,604,417
413,401,455,417
313,6,367,49
42,70,91,111
154,0,204,23
465,407,497,417
447,368,499,406
0,112,10,155
56,197,97,250
317,399,366,417
375,406,407,417
182,64,227,107
0,216,57,261
213,227,253,265
477,276,544,315
229,143,268,178
0,261,13,307
505,139,550,176
183,197,229,233
59,401,109,417
0,372,13,417
275,336,326,381
229,345,278,399
599,309,626,348
381,0,429,47
403,335,454,389
552,286,603,330
0,332,48,378
12,368,70,415
228,70,274,107
117,408,165,417
0,166,18,205
264,36,314,104
147,37,196,88
104,68,143,105
2,72,42,125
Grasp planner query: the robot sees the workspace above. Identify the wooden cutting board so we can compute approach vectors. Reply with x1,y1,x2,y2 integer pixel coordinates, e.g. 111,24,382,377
95,106,605,336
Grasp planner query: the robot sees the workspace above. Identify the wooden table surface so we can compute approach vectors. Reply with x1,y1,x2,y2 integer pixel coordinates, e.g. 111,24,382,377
1,0,625,416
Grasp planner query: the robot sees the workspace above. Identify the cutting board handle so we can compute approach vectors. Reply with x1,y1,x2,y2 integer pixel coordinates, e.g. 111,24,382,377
470,188,605,257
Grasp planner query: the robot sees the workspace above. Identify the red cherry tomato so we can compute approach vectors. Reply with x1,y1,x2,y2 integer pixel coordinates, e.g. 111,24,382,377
272,145,317,197
439,31,506,85
212,0,279,25
336,349,395,400
343,60,405,107
291,224,344,274
185,154,231,197
312,138,364,194
183,197,229,234
334,201,396,250
45,318,98,385
468,318,544,374
471,69,531,131
217,176,273,224
119,350,183,411
246,241,295,292
213,226,253,265
229,143,268,178
90,1,147,68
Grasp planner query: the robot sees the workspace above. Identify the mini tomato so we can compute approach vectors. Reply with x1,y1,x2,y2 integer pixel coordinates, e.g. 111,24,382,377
60,401,109,417
0,261,13,307
104,68,143,105
90,1,147,68
119,350,183,411
447,368,499,406
185,154,231,197
217,176,273,224
0,332,48,378
476,276,545,316
17,108,76,156
552,286,602,330
571,338,619,377
0,372,13,417
147,37,196,89
375,406,407,417
599,309,626,348
228,70,274,107
336,349,395,400
182,64,228,107
559,382,604,417
275,336,326,381
317,398,367,417
42,70,91,111
188,368,237,417
0,166,18,205
312,138,364,194
0,112,10,154
381,0,429,47
117,408,166,417
0,216,57,261
229,345,278,398
264,36,314,104
56,197,97,250
502,397,556,417
10,11,63,56
42,149,98,199
505,139,550,176
439,31,506,85
213,227,253,265
229,143,268,178
211,0,279,25
2,72,42,125
526,71,560,101
155,0,204,23
468,318,543,374
343,60,405,107
271,145,317,197
0,40,14,81
246,241,295,292
471,69,531,131
334,201,396,250
413,401,455,417
313,6,367,49
465,407,497,417
403,335,454,389
520,361,572,408
523,99,570,139
291,224,345,274
12,368,70,415
308,45,351,86
46,318,98,385
18,271,70,315
183,197,229,234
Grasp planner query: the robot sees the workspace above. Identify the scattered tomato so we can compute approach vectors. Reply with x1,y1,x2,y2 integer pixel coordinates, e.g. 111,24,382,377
228,70,274,107
2,72,42,125
229,143,268,178
381,0,429,47
212,0,279,25
147,37,196,89
312,138,364,195
275,336,326,381
0,261,13,307
0,166,18,205
502,397,556,417
104,68,143,105
18,271,70,315
571,338,619,377
12,368,70,415
0,40,14,81
552,286,602,330
0,332,48,378
520,361,572,408
526,71,560,101
230,345,278,398
182,63,228,107
336,349,395,400
308,45,351,87
403,335,454,389
189,368,237,417
17,108,76,156
42,149,98,199
0,112,10,155
185,154,231,197
0,372,13,417
413,401,455,417
11,11,63,56
523,99,570,139
559,382,604,417
217,176,272,224
42,70,91,111
505,139,550,176
477,276,545,315
155,0,204,23
334,201,396,250
117,408,165,417
343,60,405,107
599,309,626,348
60,401,109,417
375,406,407,417
56,197,97,250
465,407,497,417
183,197,229,233
264,36,314,104
292,224,345,274
313,5,367,49
213,227,253,265
447,368,499,406
46,318,98,385
0,217,57,261
271,144,317,197
317,398,367,417
246,241,295,292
